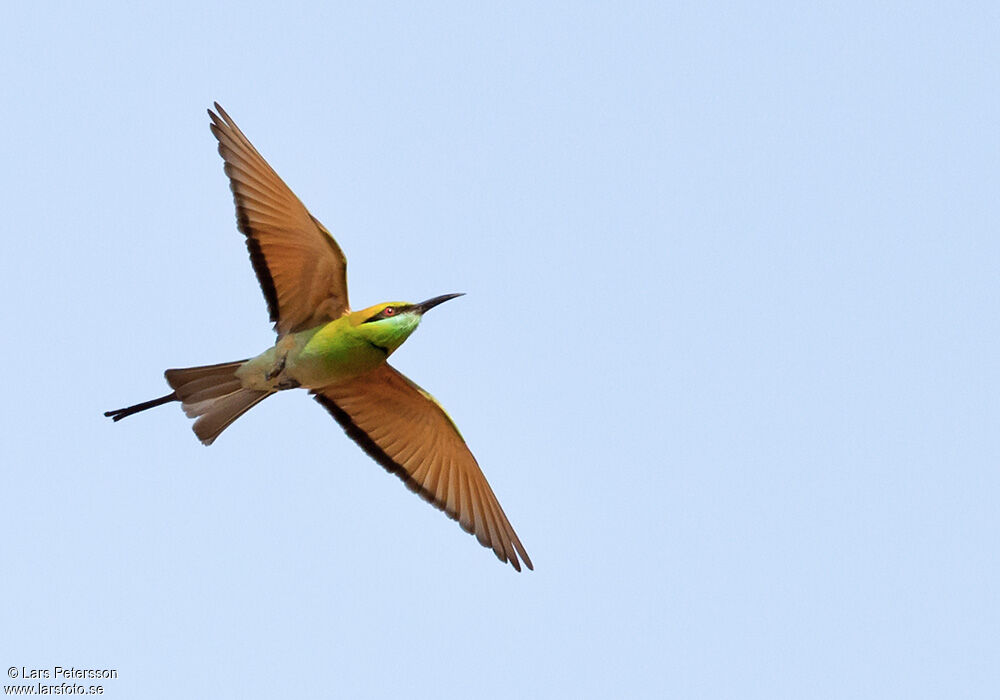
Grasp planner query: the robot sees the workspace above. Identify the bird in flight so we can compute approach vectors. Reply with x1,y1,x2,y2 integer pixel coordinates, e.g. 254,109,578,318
105,103,532,571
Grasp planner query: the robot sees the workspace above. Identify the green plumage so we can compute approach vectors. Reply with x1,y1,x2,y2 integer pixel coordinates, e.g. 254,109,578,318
237,303,425,391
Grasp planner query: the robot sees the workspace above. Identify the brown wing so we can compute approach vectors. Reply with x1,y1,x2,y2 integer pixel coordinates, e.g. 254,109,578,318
313,364,532,572
208,103,349,336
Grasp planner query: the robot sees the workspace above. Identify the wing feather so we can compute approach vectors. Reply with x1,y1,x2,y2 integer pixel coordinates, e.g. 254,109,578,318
312,364,532,571
208,103,349,335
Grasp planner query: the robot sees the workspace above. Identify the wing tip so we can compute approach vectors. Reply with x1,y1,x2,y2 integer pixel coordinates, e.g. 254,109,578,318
495,540,533,573
209,101,229,123
519,549,534,572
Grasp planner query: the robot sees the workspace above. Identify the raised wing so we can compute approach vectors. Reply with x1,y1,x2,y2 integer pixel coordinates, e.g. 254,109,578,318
209,103,349,335
313,364,532,571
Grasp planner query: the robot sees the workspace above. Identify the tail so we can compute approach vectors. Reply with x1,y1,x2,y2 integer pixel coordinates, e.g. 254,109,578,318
104,359,271,445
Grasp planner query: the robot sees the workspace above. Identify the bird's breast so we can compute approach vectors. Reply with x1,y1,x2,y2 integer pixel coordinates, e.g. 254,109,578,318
287,322,389,388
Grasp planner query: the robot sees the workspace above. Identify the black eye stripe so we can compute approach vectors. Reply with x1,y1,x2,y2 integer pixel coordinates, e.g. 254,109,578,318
362,305,410,324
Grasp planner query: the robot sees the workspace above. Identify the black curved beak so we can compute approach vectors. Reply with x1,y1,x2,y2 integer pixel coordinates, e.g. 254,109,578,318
413,293,465,315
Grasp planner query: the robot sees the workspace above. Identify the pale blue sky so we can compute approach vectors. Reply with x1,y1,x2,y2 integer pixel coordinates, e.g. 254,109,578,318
2,2,997,698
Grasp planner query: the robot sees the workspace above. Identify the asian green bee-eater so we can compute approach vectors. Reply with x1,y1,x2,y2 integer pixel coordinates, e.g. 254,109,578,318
105,104,531,571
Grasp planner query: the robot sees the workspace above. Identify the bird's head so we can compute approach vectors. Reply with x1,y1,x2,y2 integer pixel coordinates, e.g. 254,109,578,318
352,293,464,355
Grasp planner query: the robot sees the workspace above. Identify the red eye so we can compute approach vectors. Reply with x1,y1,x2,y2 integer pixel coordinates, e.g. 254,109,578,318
383,306,395,316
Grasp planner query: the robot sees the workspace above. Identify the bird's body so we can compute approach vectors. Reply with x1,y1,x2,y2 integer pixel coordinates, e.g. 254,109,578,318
106,104,531,571
237,302,423,392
